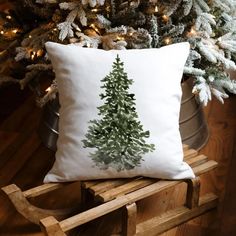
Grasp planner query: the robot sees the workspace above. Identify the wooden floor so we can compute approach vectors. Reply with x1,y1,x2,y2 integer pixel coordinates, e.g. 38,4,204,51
0,84,235,236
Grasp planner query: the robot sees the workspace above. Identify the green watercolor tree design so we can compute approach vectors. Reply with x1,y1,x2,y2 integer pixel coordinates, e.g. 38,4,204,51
82,55,155,171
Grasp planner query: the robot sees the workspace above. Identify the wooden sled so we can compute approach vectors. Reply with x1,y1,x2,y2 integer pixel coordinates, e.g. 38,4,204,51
2,145,218,235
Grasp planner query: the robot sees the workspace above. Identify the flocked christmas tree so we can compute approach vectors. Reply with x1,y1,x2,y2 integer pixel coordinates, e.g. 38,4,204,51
82,55,155,171
0,0,236,106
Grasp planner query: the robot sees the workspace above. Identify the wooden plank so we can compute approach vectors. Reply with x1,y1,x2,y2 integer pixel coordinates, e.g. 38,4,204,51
96,178,157,202
59,181,181,232
81,180,104,189
185,154,208,167
95,157,214,203
135,193,218,236
83,145,195,195
0,132,41,187
23,183,70,198
184,149,198,160
122,203,137,236
192,160,218,176
0,96,41,172
0,131,19,156
183,144,189,152
0,96,38,132
89,179,131,195
59,160,217,232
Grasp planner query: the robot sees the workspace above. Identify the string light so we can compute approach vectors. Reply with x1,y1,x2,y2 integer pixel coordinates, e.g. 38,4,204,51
187,27,197,37
0,30,4,35
31,51,36,60
45,86,51,92
154,5,158,13
6,15,12,20
36,49,43,57
162,15,169,22
164,37,171,45
91,8,98,12
75,26,81,32
12,29,18,34
117,36,124,41
128,32,133,36
29,35,32,38
90,24,100,34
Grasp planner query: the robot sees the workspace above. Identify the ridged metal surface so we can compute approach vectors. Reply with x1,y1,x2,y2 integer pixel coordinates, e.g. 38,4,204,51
38,98,59,151
38,79,209,151
179,79,209,150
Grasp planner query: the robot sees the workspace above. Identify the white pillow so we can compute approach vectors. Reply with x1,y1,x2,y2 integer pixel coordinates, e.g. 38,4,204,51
44,42,195,182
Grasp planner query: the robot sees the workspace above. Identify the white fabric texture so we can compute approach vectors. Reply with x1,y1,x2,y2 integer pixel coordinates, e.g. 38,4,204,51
44,42,195,182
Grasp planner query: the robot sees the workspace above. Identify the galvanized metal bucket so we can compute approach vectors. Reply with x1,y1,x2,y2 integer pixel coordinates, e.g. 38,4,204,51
38,79,209,151
179,79,209,150
38,97,60,151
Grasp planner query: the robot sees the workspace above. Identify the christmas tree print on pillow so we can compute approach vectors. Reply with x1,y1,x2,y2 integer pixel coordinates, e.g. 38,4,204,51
82,55,155,171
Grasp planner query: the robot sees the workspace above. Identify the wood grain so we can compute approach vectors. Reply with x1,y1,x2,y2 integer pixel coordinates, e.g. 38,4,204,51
0,89,235,235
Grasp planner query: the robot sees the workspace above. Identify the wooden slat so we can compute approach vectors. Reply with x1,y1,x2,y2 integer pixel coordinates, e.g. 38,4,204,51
0,131,19,157
82,145,195,194
59,160,217,232
185,154,208,167
96,178,157,202
89,179,131,195
135,193,218,236
60,181,182,232
0,132,41,187
81,180,102,189
192,160,218,176
23,183,69,198
95,156,214,203
184,149,198,160
183,144,189,152
59,178,216,233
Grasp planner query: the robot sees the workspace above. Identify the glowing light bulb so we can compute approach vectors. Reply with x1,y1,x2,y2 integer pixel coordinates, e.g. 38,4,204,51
164,37,171,45
6,15,12,20
12,29,18,34
154,5,158,13
187,27,197,37
117,36,124,41
90,24,100,34
31,51,36,60
91,8,98,12
162,15,169,22
45,87,51,92
0,30,4,35
190,28,196,35
36,49,43,57
29,35,32,38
